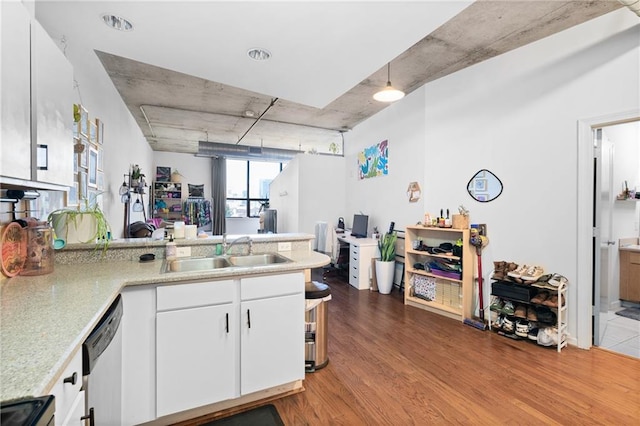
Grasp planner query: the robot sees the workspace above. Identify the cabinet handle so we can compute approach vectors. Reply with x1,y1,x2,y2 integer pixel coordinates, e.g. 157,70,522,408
247,309,251,329
225,312,229,333
81,407,95,426
63,371,77,385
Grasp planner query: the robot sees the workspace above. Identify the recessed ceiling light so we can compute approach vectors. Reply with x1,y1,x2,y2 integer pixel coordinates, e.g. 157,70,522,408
244,110,256,117
247,48,271,61
101,14,134,31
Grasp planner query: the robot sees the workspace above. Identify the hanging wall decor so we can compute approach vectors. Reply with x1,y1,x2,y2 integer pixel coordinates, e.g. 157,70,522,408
358,139,388,179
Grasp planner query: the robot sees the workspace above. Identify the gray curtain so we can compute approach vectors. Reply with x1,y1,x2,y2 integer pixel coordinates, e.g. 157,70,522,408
211,157,226,235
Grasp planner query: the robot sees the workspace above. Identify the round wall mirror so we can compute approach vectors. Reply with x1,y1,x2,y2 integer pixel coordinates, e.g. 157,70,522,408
467,169,503,202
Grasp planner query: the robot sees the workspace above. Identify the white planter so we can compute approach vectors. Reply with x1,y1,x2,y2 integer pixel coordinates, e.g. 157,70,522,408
50,212,98,244
375,260,395,294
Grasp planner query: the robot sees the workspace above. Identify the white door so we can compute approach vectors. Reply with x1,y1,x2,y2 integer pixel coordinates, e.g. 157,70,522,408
592,128,604,346
240,293,305,395
156,304,238,417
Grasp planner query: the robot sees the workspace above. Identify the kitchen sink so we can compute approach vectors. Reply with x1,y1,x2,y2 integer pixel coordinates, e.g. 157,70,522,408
163,256,231,273
162,253,292,273
227,253,292,267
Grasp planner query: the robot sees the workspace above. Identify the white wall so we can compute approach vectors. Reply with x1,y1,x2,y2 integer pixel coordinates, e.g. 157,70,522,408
34,5,154,239
269,154,346,235
344,9,640,346
344,88,426,235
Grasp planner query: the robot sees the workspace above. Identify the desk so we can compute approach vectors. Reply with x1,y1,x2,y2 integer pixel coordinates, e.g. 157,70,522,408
338,233,379,290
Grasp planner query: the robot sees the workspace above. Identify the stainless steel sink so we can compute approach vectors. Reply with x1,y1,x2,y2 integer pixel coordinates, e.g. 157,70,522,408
227,253,292,267
162,253,292,273
163,256,231,273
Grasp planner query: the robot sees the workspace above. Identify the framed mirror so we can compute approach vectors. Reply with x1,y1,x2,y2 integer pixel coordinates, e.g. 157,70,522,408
467,169,503,202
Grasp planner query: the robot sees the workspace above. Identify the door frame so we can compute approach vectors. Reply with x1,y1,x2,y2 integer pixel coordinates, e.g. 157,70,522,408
577,109,640,349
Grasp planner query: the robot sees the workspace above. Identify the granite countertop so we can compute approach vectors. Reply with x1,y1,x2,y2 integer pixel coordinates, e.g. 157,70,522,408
0,249,329,401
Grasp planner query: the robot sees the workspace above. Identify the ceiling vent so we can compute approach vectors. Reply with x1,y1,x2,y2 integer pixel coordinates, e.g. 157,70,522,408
198,141,301,161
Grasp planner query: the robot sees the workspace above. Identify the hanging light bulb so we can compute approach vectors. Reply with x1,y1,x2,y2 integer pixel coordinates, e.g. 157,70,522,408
132,197,143,212
373,62,405,102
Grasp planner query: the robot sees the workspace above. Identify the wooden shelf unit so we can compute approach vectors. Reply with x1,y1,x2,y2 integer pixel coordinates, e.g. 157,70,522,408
404,226,473,321
152,181,183,221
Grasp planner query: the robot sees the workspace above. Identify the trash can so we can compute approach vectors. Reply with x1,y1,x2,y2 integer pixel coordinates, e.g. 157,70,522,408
305,281,331,372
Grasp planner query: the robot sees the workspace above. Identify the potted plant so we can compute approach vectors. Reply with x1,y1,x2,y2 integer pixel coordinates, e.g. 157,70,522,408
376,231,397,294
48,196,111,252
131,164,145,187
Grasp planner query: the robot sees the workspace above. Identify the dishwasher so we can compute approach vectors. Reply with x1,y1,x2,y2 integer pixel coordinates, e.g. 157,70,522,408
82,294,123,426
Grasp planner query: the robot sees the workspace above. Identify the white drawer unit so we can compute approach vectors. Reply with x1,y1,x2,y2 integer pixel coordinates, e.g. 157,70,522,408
348,242,379,290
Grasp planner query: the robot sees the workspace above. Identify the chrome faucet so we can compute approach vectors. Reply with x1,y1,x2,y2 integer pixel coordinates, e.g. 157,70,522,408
224,235,253,255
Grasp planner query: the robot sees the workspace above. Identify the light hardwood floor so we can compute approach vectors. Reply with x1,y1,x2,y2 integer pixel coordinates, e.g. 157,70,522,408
187,270,640,425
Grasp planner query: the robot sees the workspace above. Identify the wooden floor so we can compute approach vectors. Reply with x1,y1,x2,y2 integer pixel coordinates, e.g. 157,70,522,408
268,271,640,425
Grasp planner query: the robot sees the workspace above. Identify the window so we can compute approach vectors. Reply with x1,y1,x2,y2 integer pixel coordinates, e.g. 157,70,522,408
226,159,283,217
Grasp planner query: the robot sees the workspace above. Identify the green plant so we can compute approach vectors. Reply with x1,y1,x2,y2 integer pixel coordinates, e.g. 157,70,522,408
131,164,144,180
47,197,111,253
378,231,397,262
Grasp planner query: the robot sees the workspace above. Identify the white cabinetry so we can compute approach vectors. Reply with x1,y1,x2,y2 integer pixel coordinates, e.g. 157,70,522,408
122,272,305,423
51,347,84,426
121,285,156,425
156,280,238,418
1,1,31,180
346,239,379,290
0,2,73,188
240,273,305,394
32,19,74,187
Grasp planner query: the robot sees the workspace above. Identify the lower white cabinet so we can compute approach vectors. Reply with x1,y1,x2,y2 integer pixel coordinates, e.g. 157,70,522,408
51,348,83,426
240,274,305,395
156,280,238,418
122,272,305,423
61,390,85,426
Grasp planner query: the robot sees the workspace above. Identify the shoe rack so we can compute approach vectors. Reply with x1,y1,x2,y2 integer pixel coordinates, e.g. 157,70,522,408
404,226,473,321
490,275,567,353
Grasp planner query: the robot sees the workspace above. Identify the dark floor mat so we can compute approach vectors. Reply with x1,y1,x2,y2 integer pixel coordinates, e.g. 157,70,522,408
202,404,284,426
615,307,640,321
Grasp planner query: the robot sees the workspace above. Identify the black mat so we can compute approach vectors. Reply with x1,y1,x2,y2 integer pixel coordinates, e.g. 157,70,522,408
202,404,284,426
615,307,640,321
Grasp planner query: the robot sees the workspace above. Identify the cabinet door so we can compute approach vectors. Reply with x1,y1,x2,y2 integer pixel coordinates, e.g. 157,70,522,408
156,304,238,418
0,1,31,180
60,390,85,426
33,20,74,186
240,293,304,395
121,286,156,425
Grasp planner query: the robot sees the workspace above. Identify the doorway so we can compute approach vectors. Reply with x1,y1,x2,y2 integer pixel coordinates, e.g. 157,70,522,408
595,120,640,358
578,112,639,358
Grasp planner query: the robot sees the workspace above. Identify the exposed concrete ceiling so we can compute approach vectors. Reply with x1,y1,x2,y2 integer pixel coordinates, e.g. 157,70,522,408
35,1,625,157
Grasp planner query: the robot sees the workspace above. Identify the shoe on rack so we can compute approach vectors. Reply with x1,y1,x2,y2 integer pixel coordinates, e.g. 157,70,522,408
514,304,527,319
515,320,530,338
536,306,557,324
492,261,507,281
548,273,568,287
526,306,538,321
503,316,515,333
490,296,504,312
491,314,504,331
507,264,528,279
521,265,545,282
501,300,515,316
528,325,539,341
537,327,554,347
530,291,550,305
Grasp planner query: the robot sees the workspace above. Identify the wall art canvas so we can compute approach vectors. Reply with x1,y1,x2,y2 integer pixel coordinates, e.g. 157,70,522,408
358,139,388,179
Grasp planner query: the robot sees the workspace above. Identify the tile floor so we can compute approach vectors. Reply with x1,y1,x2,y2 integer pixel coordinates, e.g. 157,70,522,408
598,309,640,358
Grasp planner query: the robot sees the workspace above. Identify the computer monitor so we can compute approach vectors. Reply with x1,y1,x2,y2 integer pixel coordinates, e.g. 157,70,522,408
351,214,369,238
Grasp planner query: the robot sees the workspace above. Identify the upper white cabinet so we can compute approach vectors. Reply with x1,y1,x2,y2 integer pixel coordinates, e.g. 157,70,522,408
0,2,73,187
32,19,74,187
1,1,32,180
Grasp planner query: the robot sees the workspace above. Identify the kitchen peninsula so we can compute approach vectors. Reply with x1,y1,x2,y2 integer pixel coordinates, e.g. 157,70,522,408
0,233,329,424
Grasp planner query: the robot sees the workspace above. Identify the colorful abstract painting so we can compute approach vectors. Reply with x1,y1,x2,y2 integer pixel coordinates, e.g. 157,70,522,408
358,140,388,179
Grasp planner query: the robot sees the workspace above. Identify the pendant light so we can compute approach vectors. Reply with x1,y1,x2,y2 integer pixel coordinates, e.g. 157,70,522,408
373,62,405,103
